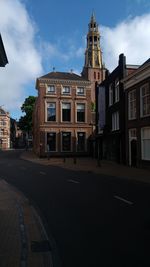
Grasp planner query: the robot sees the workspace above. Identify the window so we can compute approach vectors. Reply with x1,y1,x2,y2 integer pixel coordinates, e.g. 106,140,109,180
77,87,84,95
140,84,150,117
94,72,96,79
115,80,119,102
47,85,55,93
109,84,113,106
128,90,136,120
62,86,70,95
141,127,150,160
47,132,56,151
0,120,6,126
129,128,137,139
77,103,85,122
47,103,56,121
62,103,71,122
62,132,71,151
98,72,100,80
112,111,119,131
77,132,85,152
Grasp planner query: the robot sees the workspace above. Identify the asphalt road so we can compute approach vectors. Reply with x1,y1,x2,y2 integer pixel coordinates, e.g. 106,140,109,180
0,150,150,267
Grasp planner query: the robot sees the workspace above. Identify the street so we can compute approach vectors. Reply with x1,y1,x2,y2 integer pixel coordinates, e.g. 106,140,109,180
0,150,150,267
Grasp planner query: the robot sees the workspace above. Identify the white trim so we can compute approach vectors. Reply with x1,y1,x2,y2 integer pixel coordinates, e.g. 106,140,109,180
61,131,72,152
141,127,150,161
75,102,86,123
140,83,150,118
76,131,87,152
45,131,57,152
128,128,137,166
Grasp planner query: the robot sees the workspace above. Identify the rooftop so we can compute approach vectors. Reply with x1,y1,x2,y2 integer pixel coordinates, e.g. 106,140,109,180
39,71,89,82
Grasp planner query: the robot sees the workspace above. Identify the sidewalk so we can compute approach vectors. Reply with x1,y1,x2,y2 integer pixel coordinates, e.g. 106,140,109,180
0,178,53,267
21,150,150,184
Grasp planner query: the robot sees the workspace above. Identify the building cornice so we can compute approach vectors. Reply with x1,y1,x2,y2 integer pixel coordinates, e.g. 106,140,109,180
37,78,91,87
123,62,150,90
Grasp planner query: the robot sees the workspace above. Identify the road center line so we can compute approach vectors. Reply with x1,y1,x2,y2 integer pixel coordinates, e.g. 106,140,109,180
114,195,133,205
67,179,80,184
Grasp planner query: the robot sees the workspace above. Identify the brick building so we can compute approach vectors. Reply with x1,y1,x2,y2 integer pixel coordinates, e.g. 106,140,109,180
123,59,150,169
33,14,105,157
0,107,10,150
33,72,93,157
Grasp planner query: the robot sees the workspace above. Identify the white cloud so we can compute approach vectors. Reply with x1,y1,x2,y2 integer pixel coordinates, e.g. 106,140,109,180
0,0,43,115
101,13,150,71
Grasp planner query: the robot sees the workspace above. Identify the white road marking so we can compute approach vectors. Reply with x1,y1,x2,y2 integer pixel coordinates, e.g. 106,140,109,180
40,171,46,175
114,195,133,205
67,179,80,184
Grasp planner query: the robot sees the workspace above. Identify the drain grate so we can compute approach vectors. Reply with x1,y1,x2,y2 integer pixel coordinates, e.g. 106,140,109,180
31,240,51,252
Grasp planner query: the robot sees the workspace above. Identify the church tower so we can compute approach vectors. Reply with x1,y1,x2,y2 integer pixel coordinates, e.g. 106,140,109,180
82,13,106,102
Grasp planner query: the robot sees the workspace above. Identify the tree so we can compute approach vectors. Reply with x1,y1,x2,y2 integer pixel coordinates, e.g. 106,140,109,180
18,96,36,132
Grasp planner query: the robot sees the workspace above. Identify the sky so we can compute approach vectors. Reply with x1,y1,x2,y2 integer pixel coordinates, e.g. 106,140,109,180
1,0,150,120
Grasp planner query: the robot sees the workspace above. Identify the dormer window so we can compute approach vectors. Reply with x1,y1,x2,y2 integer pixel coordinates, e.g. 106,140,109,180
62,86,70,95
47,85,55,94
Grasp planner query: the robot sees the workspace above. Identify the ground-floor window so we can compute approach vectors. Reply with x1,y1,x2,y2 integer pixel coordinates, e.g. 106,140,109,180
77,132,85,152
141,127,150,160
62,132,71,151
47,132,56,151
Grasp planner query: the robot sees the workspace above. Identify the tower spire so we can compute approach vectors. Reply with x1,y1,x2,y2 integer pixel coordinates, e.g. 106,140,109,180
91,11,96,23
81,14,106,102
84,13,102,68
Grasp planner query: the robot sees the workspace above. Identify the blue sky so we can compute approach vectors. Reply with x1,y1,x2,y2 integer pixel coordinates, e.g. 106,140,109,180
1,0,150,119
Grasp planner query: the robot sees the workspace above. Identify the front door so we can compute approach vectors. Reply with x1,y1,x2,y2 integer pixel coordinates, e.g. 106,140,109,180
131,139,137,167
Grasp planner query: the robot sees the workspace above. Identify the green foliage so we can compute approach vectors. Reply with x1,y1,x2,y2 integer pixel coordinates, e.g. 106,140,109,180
18,96,36,132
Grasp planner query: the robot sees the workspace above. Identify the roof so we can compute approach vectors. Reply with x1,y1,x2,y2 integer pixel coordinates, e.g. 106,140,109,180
0,34,8,67
39,71,89,82
140,58,150,67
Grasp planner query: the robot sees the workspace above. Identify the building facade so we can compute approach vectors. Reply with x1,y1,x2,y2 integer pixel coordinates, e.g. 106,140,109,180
97,54,138,163
123,59,150,169
0,107,10,150
33,14,105,157
33,72,93,157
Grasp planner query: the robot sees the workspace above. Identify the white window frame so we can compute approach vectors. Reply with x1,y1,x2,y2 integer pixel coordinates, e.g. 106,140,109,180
61,131,72,152
47,85,55,94
46,102,56,122
76,132,86,152
129,128,137,166
140,84,150,117
76,103,86,123
128,90,136,120
76,87,85,96
46,132,57,152
62,86,71,95
112,111,119,131
61,102,71,122
115,80,119,103
141,127,150,161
